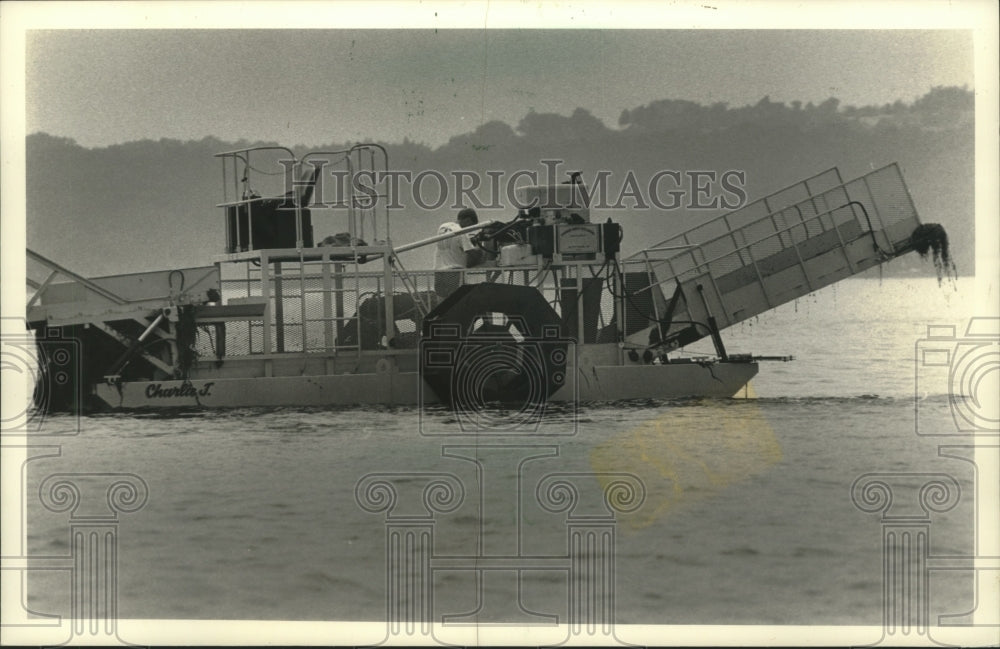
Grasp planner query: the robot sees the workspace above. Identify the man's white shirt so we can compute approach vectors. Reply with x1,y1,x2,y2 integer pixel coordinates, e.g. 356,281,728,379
434,221,477,269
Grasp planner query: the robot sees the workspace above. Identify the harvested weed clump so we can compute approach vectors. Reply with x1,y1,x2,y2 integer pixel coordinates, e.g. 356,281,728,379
910,223,958,286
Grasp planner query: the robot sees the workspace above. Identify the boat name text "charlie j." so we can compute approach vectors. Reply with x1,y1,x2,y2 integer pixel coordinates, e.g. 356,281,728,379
146,382,215,398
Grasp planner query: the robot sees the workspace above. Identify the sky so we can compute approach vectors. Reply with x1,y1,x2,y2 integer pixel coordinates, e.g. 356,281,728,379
24,28,974,149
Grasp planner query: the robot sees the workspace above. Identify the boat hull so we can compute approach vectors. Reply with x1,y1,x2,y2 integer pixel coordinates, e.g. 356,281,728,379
91,358,758,409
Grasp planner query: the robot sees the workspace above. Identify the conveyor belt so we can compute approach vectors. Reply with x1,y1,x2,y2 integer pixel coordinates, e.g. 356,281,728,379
632,163,924,344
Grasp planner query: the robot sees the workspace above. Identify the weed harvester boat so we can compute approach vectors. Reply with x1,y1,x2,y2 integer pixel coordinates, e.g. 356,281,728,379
25,145,951,412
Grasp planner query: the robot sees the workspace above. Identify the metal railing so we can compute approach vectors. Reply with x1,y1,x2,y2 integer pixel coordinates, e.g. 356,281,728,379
26,248,129,310
213,251,625,359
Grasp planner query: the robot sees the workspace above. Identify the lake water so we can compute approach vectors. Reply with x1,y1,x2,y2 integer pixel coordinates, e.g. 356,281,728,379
17,277,996,641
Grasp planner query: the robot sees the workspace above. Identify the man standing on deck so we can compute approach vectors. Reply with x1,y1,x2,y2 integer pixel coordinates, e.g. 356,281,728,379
434,207,493,298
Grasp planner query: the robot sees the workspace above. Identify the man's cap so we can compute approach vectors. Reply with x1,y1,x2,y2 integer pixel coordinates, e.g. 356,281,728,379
457,207,478,222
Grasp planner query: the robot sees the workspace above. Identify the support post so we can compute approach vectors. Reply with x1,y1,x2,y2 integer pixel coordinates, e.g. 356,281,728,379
274,261,284,353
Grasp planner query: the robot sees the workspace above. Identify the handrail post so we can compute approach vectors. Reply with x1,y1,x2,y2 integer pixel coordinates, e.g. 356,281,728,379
383,238,395,348
274,261,285,353
260,250,272,354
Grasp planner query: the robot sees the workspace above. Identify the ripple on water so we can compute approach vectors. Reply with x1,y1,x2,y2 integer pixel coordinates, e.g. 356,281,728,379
24,293,978,627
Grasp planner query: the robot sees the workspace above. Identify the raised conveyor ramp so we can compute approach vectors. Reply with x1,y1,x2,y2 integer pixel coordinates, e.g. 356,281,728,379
631,164,930,347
